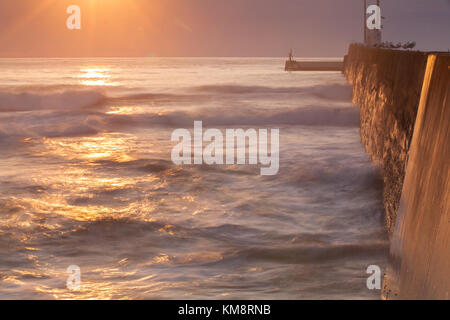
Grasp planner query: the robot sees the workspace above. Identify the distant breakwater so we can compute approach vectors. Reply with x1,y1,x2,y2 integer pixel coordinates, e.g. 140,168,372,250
344,44,449,299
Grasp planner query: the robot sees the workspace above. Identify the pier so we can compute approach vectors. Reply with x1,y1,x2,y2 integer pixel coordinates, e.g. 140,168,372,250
285,60,343,72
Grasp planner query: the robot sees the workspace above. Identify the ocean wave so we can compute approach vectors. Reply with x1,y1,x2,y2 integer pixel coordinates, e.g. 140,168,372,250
108,83,353,103
288,162,382,189
0,82,353,113
0,90,106,111
228,242,389,264
0,81,358,140
0,105,360,140
103,105,360,127
191,84,353,100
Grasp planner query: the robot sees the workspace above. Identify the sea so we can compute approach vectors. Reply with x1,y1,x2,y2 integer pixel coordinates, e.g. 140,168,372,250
0,57,389,299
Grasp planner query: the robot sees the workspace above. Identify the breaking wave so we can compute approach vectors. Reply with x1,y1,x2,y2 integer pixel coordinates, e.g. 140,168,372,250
0,83,353,112
0,90,106,111
191,84,353,101
100,105,360,128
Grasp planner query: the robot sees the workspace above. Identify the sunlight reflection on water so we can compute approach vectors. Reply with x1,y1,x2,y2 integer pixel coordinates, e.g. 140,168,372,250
77,68,116,86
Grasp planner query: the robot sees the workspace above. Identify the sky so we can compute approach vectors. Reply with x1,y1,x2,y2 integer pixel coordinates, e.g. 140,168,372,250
0,0,448,57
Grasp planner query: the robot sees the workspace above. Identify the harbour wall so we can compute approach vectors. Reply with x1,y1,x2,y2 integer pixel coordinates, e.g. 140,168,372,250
344,44,449,299
344,44,428,235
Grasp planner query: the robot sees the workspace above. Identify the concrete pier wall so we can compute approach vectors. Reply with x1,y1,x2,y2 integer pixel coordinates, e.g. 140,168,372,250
384,54,449,299
344,44,449,299
344,44,428,235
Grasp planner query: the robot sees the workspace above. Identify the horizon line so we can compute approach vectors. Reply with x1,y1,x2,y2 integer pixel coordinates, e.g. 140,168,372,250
0,55,345,59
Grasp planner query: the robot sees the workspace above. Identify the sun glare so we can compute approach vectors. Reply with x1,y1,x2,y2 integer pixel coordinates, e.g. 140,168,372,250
77,67,115,86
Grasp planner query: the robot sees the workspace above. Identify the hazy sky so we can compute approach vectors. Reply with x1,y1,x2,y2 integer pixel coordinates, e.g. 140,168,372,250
0,0,448,57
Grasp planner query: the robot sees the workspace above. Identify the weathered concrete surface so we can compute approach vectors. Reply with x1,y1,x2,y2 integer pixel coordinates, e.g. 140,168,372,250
383,54,450,299
344,44,428,235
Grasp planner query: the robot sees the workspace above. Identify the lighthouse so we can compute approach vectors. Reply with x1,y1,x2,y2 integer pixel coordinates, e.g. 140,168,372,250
364,0,382,47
